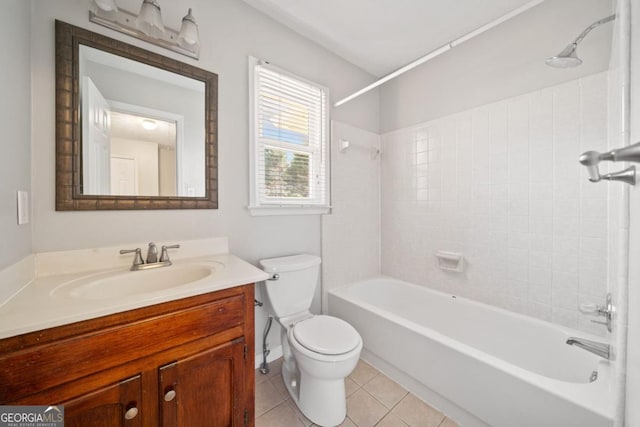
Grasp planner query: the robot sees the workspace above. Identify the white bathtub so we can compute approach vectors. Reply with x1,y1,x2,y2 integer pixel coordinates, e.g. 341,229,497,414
328,276,614,427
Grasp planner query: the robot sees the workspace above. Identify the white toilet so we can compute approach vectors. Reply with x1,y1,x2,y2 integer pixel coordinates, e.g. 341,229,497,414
260,254,362,427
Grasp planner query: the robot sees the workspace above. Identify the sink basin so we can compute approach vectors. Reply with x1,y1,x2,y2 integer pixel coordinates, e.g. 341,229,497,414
52,261,224,300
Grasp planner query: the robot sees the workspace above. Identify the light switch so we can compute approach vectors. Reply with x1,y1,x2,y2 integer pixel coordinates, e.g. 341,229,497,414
17,191,29,225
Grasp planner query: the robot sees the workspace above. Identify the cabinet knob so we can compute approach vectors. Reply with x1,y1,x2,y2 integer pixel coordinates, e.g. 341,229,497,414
164,389,176,402
124,406,138,420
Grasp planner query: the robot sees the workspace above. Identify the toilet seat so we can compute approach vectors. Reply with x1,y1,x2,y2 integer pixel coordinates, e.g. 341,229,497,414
292,315,360,355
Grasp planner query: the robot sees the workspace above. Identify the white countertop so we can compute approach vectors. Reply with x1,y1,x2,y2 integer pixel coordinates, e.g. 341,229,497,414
0,239,269,340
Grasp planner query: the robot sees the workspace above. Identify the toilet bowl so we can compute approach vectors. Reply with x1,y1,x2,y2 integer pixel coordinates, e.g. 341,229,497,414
259,255,363,426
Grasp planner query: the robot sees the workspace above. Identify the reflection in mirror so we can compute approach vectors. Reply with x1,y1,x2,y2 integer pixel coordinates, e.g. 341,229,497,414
79,45,205,197
55,20,217,210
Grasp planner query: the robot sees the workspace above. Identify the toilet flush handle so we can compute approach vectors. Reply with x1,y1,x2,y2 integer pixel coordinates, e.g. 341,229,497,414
268,273,280,281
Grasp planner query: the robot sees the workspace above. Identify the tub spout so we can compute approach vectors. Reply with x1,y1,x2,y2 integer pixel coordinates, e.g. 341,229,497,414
566,337,610,360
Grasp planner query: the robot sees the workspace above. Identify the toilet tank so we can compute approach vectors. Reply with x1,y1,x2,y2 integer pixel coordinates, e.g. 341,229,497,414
259,254,321,318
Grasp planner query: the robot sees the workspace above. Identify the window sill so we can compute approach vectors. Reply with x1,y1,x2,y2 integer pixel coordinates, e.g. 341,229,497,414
247,205,331,216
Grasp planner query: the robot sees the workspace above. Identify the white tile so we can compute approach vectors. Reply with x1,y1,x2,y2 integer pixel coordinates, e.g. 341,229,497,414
376,73,609,336
552,306,579,329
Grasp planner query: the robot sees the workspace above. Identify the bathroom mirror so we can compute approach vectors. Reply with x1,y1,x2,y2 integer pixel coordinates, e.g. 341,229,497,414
55,20,218,210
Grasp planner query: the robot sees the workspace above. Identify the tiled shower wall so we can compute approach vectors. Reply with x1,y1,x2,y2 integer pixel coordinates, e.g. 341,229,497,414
381,72,610,336
322,121,381,311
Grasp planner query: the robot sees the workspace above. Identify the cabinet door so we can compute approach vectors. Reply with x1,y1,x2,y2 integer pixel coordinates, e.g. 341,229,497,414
62,375,142,427
159,339,246,427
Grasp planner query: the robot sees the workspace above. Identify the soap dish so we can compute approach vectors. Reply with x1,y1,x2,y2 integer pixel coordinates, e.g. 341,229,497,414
435,250,464,272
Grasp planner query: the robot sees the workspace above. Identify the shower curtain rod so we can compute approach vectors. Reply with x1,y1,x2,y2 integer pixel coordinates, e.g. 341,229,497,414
334,0,545,108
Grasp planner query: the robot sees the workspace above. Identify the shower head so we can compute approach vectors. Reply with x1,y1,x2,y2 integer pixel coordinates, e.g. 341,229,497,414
545,43,582,68
545,14,615,68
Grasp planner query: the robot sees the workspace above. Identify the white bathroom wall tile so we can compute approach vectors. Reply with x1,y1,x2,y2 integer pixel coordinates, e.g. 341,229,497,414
579,73,608,151
552,253,579,275
554,198,580,218
581,177,609,199
580,236,608,260
530,216,553,235
552,307,579,329
530,198,553,218
508,233,530,250
553,216,580,238
577,314,607,338
507,264,528,283
379,72,609,335
530,234,553,250
507,247,529,266
579,259,608,292
580,197,608,219
530,182,553,200
579,269,607,296
529,267,552,286
529,281,552,306
581,218,608,239
526,301,552,322
530,89,553,147
553,236,579,256
508,194,529,216
552,271,579,309
530,149,554,182
529,250,552,269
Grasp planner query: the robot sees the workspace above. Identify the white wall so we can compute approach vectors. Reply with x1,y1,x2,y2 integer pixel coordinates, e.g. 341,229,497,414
29,0,379,361
321,121,381,311
381,72,611,336
85,61,205,196
379,0,613,133
625,0,640,423
0,0,31,270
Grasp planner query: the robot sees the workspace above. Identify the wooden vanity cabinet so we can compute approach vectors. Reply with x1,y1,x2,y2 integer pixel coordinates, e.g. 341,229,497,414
0,284,255,427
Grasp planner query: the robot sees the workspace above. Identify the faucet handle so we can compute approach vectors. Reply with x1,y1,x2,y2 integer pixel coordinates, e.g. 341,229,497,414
160,244,180,263
120,248,144,267
579,293,614,332
579,303,603,315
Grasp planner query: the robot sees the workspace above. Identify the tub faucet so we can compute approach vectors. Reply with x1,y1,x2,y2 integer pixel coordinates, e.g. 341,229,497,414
566,337,610,360
579,141,640,185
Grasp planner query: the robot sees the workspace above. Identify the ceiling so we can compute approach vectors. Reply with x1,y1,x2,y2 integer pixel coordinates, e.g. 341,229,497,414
110,111,177,148
242,0,544,77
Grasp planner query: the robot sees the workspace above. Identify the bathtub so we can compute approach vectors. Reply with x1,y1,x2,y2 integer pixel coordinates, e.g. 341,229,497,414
328,277,613,427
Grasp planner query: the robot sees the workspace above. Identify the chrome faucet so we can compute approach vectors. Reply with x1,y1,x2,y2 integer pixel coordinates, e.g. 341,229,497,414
566,337,611,360
146,242,158,264
160,244,180,263
120,242,180,271
579,141,640,185
119,248,144,268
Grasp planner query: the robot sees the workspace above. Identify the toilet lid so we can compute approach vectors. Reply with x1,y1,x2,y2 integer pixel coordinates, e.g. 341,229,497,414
293,315,360,355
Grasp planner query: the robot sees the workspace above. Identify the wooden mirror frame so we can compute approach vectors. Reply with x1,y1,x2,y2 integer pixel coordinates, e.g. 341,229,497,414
55,20,218,210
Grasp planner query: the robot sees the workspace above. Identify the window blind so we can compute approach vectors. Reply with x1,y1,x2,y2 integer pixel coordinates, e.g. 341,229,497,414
253,63,329,208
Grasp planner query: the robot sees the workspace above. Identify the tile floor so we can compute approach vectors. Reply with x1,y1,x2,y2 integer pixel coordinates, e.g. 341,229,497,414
255,358,459,427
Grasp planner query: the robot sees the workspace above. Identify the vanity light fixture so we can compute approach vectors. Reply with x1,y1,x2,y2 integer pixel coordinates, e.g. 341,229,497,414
89,0,200,59
178,8,199,52
136,0,165,39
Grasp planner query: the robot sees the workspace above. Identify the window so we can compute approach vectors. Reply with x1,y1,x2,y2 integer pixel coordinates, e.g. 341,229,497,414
249,57,330,215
